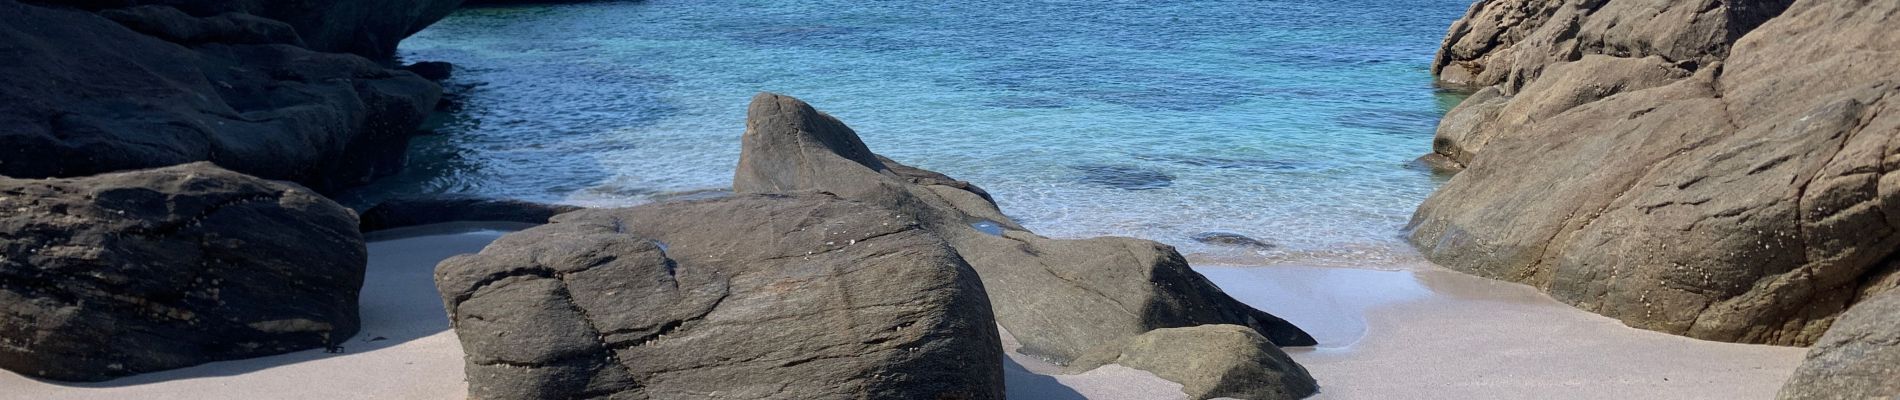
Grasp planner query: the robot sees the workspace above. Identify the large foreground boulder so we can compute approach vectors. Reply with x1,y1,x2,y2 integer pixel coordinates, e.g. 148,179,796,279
732,94,1313,374
0,0,441,192
1411,0,1900,345
435,194,1005,399
0,162,366,381
1776,288,1900,399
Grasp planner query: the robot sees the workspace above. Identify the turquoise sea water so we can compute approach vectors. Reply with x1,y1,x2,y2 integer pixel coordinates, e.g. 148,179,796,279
353,0,1473,265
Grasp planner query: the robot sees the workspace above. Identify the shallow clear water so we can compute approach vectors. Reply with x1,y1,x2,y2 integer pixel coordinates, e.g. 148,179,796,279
352,0,1472,264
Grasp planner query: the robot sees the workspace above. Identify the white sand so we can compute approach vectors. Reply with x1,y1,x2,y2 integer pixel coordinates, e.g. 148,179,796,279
1198,265,1807,400
0,229,1806,399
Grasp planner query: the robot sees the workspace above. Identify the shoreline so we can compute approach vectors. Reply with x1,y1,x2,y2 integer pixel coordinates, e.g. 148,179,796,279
0,227,1803,399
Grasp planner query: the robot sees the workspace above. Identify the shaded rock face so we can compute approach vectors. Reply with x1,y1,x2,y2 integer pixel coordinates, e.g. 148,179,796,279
1777,288,1900,400
1432,0,1793,91
34,0,463,59
358,196,581,232
1071,325,1317,400
1411,0,1900,346
0,163,365,382
732,93,1314,365
435,194,1005,400
0,0,441,193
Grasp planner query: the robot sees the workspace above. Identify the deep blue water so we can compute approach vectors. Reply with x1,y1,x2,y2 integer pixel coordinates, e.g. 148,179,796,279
354,0,1472,265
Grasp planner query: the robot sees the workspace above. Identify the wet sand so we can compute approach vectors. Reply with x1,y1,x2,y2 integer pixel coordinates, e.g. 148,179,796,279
0,228,1806,399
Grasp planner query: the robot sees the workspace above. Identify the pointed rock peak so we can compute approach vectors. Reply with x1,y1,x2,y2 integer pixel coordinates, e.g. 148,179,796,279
744,92,887,171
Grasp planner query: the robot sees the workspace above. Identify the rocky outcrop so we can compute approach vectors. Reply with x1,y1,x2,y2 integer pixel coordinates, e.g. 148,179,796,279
1432,0,1792,91
1070,325,1317,400
0,163,365,382
35,0,463,59
435,194,1005,399
358,196,581,232
732,93,1313,366
1412,0,1900,345
0,0,443,193
1776,287,1900,400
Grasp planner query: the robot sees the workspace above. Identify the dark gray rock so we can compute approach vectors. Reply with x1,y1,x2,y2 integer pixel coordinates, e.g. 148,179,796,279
732,93,1313,368
0,0,440,193
1412,0,1900,345
1192,232,1276,250
36,0,464,59
402,61,455,81
435,194,1005,400
358,196,581,232
0,162,366,382
1777,285,1900,400
1071,164,1174,191
1071,325,1317,400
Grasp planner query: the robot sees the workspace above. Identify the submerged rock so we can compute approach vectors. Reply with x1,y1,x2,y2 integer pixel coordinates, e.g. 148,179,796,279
1776,286,1900,400
1071,325,1317,400
1071,164,1174,191
358,195,581,232
1412,0,1899,345
0,163,365,382
732,93,1313,378
0,0,441,193
435,194,1004,400
1192,232,1277,250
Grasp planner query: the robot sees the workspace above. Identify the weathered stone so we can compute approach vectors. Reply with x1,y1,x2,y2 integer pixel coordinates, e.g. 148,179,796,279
1411,0,1900,345
435,194,1005,400
0,0,441,193
358,195,581,232
1432,0,1793,91
0,162,365,382
732,93,1314,366
1071,325,1317,400
1776,287,1900,400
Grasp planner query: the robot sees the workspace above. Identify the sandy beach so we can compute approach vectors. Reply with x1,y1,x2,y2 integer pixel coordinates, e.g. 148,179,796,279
0,227,1806,399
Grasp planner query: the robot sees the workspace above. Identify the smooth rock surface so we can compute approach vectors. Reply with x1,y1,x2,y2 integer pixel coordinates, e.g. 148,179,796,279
1412,0,1900,345
1071,325,1316,400
0,162,365,382
0,0,441,192
731,93,1314,366
358,196,580,232
1777,288,1900,400
435,194,1005,399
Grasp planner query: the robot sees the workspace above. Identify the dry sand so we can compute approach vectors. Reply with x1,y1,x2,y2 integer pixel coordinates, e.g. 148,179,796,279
0,227,1806,399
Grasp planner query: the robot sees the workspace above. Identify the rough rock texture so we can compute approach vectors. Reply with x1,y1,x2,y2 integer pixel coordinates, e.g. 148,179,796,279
34,0,463,59
1071,325,1317,400
732,93,1314,365
1431,55,1691,168
0,162,365,382
1412,0,1900,345
358,196,581,232
0,0,441,193
435,194,1005,400
1432,0,1793,91
1777,288,1900,400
